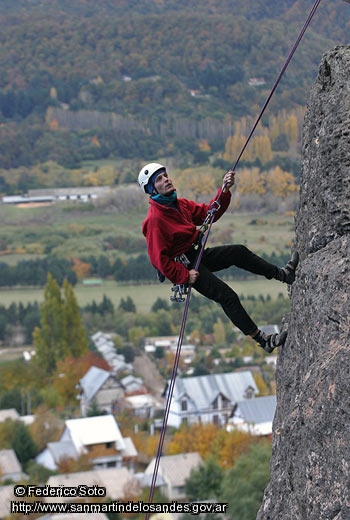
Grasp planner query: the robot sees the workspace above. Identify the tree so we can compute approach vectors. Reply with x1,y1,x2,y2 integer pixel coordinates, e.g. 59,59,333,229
33,274,88,373
52,352,110,408
168,423,219,460
12,421,37,465
264,166,299,198
33,273,67,373
29,406,63,452
185,457,224,501
119,296,136,313
220,440,272,520
62,279,89,358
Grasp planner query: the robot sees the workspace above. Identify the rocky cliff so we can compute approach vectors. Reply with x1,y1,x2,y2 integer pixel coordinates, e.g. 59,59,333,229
257,46,350,520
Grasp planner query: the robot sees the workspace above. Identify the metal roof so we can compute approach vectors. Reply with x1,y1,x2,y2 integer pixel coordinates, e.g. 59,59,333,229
172,371,258,410
79,366,110,401
46,441,78,463
146,452,203,487
235,395,277,425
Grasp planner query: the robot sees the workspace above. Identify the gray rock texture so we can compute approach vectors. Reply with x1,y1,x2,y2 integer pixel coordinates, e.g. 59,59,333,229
257,46,350,520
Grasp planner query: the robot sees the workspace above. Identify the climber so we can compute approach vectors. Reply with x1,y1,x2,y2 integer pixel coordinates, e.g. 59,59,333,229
139,162,299,353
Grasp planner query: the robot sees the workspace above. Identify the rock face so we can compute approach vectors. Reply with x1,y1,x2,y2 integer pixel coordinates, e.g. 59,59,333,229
257,46,350,520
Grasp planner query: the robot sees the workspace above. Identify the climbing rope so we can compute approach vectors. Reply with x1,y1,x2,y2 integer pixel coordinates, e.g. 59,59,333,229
145,0,323,514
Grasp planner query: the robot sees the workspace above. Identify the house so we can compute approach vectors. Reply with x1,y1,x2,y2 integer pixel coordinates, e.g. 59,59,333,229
91,332,133,374
45,467,134,503
121,375,145,394
77,366,124,416
123,394,163,419
0,449,27,482
36,415,137,471
145,452,203,500
167,371,258,428
229,395,277,436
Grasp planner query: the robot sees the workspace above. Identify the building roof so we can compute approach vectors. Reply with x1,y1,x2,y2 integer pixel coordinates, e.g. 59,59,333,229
0,486,16,518
146,452,202,487
91,332,132,374
46,467,133,502
0,408,20,422
46,441,78,464
64,415,126,452
120,437,138,458
235,395,277,425
0,449,22,476
172,371,258,410
79,366,111,401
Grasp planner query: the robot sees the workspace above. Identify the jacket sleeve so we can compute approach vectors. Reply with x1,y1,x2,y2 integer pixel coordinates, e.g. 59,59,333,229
146,223,190,285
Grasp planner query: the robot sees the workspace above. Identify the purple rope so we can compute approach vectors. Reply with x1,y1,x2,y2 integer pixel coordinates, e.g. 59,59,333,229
146,285,193,509
145,0,323,515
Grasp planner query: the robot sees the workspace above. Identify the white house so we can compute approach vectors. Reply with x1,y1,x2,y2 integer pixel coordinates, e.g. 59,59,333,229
229,395,277,435
145,452,203,500
166,371,258,428
77,366,124,416
36,415,137,471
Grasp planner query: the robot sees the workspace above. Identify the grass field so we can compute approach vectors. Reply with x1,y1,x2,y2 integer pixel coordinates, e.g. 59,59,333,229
0,200,294,313
0,202,295,261
0,278,288,314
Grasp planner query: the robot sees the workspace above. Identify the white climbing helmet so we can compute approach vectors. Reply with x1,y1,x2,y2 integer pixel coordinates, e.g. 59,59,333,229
138,163,166,194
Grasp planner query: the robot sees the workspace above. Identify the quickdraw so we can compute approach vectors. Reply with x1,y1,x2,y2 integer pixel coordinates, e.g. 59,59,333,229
195,200,221,250
170,283,189,303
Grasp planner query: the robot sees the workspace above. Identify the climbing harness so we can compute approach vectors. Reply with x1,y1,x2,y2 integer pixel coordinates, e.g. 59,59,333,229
145,0,324,515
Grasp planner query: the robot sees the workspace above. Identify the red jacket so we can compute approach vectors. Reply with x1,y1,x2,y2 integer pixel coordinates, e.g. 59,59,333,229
142,189,231,284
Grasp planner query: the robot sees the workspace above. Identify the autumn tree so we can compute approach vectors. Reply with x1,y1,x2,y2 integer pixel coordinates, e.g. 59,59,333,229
52,352,110,408
264,166,299,198
167,423,219,460
33,273,88,373
29,405,63,452
235,167,266,196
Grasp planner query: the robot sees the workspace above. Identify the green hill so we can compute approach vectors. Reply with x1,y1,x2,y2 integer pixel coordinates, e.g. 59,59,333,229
0,0,348,171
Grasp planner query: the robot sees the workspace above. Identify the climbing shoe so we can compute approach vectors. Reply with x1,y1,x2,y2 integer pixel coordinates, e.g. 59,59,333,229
275,251,299,284
253,330,287,353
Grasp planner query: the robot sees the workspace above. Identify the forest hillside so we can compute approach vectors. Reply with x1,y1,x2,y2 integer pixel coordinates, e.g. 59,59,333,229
0,0,349,173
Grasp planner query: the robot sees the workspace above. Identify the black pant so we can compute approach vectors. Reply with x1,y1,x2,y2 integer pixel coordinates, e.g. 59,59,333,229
184,245,277,336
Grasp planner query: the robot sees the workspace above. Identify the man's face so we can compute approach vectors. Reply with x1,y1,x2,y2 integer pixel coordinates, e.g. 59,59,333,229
154,170,175,196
